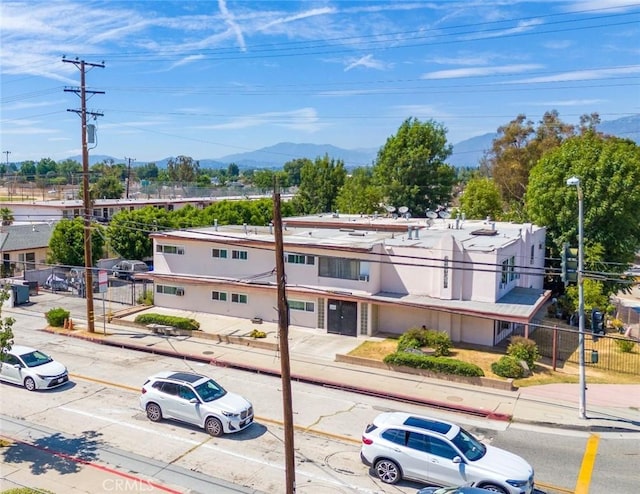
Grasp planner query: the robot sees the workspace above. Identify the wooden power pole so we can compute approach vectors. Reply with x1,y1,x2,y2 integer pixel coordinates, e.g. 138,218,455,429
63,57,104,333
273,180,296,493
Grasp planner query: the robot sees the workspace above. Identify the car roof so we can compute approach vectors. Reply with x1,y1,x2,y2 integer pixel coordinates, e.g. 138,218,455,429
6,345,39,355
373,412,459,438
149,371,209,385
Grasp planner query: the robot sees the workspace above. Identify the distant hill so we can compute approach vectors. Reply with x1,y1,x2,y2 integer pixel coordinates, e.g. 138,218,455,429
67,114,639,169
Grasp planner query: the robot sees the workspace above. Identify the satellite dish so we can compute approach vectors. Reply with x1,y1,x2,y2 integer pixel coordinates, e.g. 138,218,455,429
426,211,438,219
385,205,396,213
439,211,451,219
398,206,409,214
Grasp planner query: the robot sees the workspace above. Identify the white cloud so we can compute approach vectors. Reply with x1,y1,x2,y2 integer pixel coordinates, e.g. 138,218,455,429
344,54,390,71
512,65,640,83
218,0,246,51
529,99,605,106
195,108,323,132
421,64,543,79
461,18,544,40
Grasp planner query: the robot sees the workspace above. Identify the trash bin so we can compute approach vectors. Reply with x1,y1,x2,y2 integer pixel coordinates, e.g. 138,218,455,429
590,350,599,364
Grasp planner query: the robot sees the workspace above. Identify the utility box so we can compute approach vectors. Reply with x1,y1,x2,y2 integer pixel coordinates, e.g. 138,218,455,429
590,350,599,364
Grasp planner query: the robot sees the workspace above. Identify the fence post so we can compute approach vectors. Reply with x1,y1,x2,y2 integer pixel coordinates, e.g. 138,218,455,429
552,325,558,371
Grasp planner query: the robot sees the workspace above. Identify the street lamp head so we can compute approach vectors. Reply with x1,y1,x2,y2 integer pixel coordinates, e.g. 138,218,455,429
566,176,580,187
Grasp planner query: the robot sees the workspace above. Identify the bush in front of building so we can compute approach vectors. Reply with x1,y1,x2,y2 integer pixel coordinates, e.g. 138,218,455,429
397,327,452,356
491,355,526,379
615,337,636,353
134,313,200,330
506,336,540,368
45,307,71,327
383,352,484,377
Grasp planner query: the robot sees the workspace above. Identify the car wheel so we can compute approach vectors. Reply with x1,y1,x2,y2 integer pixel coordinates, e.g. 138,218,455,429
373,458,401,484
24,377,37,391
205,417,223,437
481,484,508,494
146,403,163,422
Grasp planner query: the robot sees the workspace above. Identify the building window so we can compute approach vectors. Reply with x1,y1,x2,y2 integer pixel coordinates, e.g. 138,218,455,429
530,245,535,265
509,256,516,281
443,256,449,289
156,244,185,255
211,291,227,301
501,259,509,285
317,297,325,329
318,256,360,280
232,250,248,260
289,300,314,312
156,284,184,296
212,248,228,259
286,254,315,265
231,293,248,304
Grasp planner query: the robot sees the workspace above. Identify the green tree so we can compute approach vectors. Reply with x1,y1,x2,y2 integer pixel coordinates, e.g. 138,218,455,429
526,132,640,293
48,217,105,266
335,167,382,214
291,154,346,215
166,156,199,183
0,289,15,360
107,207,175,260
283,158,309,187
227,163,240,179
372,118,455,216
92,175,124,199
19,161,36,180
136,162,159,181
459,177,503,220
0,207,14,226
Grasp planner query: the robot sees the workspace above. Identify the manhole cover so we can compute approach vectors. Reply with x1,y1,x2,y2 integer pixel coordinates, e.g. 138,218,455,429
447,396,464,402
202,351,214,355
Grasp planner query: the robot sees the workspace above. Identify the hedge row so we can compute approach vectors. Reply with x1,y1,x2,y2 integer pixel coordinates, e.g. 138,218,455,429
397,327,452,356
383,352,484,377
134,313,200,330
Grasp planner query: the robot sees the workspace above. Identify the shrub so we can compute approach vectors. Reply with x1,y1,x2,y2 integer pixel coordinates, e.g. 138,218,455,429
383,352,484,377
134,313,200,331
249,329,266,339
615,338,636,353
397,327,452,356
45,307,71,327
506,336,539,368
491,355,525,379
137,289,154,306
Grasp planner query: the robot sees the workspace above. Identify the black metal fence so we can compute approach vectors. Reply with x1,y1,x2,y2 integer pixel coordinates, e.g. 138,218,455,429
528,322,639,375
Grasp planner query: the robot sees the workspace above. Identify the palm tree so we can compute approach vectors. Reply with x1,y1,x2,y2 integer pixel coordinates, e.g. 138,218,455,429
0,207,14,226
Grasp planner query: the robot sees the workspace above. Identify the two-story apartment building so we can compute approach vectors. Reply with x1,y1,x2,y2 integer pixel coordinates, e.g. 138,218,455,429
146,214,551,347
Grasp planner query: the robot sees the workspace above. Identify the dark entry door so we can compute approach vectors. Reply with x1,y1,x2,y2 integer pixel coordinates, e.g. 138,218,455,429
327,299,357,336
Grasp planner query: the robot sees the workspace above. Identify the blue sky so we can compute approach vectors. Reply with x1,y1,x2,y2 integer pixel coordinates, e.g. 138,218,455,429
1,1,639,165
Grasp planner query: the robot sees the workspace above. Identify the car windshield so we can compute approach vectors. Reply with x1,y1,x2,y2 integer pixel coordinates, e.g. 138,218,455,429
194,379,227,402
451,427,486,461
19,350,53,368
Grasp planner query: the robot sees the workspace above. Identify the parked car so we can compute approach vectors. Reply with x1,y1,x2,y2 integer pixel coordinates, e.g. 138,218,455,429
139,371,254,436
418,487,496,494
360,412,534,494
112,260,149,280
0,345,69,391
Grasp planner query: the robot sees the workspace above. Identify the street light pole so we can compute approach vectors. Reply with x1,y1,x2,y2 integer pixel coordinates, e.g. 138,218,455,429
567,176,586,419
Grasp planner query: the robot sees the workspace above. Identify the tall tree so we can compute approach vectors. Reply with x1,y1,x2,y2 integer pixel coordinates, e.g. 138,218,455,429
92,175,124,200
291,155,346,215
227,163,240,179
0,207,14,226
372,118,455,216
283,158,310,187
0,289,15,361
107,207,174,261
335,167,382,214
526,132,640,293
166,156,200,183
459,177,503,220
47,217,105,266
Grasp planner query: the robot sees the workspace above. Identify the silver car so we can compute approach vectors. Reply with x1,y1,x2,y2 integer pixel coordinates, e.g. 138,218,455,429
0,345,69,391
360,412,534,494
140,371,254,436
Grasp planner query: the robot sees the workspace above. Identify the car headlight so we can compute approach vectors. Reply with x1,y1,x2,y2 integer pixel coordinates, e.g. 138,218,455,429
506,479,529,487
222,411,240,418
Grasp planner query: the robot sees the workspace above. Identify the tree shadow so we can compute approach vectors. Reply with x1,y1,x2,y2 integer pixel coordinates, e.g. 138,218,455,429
2,430,103,475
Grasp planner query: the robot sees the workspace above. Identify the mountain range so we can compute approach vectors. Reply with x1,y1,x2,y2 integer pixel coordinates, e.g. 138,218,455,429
77,114,639,170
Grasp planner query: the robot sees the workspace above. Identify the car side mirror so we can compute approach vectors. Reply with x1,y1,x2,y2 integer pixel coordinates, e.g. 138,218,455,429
189,398,199,404
452,456,462,464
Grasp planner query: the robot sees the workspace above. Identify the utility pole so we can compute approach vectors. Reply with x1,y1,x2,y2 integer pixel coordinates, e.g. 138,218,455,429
273,178,296,494
125,157,135,199
63,57,105,333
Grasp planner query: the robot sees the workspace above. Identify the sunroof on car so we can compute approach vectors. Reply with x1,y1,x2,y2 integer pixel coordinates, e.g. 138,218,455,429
168,372,204,383
404,416,452,434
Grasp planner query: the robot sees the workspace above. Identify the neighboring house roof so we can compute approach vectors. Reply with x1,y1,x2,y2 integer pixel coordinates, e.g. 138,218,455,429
0,224,53,252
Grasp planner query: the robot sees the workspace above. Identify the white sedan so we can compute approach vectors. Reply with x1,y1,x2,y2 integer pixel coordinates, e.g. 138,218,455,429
0,345,69,391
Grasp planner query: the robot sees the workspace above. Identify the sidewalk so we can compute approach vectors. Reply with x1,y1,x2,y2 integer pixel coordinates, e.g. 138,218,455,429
47,299,640,433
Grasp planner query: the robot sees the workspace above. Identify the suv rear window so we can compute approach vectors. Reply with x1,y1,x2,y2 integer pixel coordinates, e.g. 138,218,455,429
404,416,452,435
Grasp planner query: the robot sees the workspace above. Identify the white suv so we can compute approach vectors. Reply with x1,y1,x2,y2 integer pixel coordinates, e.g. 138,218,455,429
140,371,254,436
360,412,534,494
